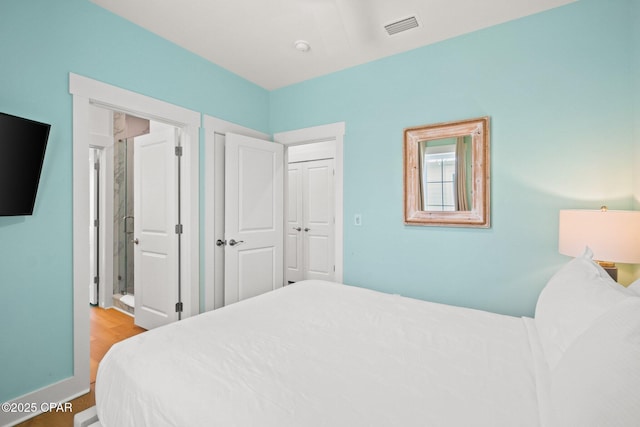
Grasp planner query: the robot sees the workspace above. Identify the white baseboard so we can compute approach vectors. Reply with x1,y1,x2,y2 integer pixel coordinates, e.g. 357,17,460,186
0,378,89,427
74,406,101,427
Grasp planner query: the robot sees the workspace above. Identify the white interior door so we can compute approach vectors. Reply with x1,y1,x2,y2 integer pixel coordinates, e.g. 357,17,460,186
286,158,335,283
286,162,304,283
134,127,179,329
303,159,335,281
224,133,284,305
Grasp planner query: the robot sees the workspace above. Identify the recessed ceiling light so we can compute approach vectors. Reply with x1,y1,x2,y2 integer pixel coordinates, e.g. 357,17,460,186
294,40,311,52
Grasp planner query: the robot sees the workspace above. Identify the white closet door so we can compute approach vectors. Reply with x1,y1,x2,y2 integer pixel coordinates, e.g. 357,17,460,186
133,128,179,330
303,159,335,281
286,158,335,283
286,163,304,283
224,133,284,304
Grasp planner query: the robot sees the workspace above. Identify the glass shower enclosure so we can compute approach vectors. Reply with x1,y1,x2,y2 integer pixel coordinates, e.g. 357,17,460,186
114,137,135,312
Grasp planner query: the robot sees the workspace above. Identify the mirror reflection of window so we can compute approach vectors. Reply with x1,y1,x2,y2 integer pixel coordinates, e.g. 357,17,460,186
422,143,456,211
419,136,472,212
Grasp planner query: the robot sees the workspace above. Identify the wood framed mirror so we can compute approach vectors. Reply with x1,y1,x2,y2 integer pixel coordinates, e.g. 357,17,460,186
403,116,490,227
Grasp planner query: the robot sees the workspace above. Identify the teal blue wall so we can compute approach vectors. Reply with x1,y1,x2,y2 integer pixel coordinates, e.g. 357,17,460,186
270,0,636,316
1,0,638,408
633,0,640,279
635,0,640,210
0,0,268,403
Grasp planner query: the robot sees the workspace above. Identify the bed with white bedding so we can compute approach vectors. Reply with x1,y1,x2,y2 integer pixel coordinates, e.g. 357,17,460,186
84,249,640,427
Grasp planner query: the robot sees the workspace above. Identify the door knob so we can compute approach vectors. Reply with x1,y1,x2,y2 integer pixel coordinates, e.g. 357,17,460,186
132,238,139,245
304,228,310,232
228,239,244,247
292,227,302,232
216,239,226,246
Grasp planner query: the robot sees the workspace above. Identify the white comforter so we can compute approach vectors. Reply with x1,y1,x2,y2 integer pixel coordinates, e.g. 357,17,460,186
96,281,545,426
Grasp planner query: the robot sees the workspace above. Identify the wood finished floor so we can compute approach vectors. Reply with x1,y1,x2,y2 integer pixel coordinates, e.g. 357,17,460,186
16,306,146,427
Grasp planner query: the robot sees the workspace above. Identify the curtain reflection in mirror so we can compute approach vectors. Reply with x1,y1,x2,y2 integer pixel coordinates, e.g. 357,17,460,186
455,136,469,211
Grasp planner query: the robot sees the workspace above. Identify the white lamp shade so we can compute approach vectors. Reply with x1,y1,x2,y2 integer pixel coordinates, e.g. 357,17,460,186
559,209,640,264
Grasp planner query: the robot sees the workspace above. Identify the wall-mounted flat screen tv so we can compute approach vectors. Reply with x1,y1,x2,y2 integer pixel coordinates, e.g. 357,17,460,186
0,112,51,216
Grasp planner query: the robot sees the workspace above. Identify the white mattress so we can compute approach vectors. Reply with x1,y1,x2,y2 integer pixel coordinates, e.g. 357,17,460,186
96,280,544,427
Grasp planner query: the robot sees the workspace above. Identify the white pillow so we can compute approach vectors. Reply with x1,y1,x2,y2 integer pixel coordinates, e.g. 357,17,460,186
535,247,631,370
627,278,640,296
550,297,640,427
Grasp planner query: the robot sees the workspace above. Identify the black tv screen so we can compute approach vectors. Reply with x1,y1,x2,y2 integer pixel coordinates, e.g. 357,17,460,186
0,112,50,216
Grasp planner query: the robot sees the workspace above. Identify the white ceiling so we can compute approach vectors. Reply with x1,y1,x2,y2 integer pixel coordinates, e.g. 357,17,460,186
90,0,576,90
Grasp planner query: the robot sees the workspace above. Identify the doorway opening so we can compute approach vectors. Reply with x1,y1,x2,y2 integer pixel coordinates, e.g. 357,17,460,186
286,141,336,284
111,115,181,321
201,117,345,312
275,122,345,285
87,108,181,323
69,73,200,407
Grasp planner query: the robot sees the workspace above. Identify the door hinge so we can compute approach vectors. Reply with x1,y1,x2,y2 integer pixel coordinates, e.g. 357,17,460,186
175,146,183,156
333,266,335,272
94,219,99,227
175,302,183,313
94,161,100,171
175,224,183,234
93,276,99,284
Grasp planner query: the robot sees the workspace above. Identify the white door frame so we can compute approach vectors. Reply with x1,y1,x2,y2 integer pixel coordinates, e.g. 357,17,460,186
87,105,115,310
69,73,200,400
88,147,99,306
274,122,345,283
202,115,269,311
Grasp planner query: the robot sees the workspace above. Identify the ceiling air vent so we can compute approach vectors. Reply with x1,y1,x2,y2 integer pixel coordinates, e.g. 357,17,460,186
384,16,419,36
